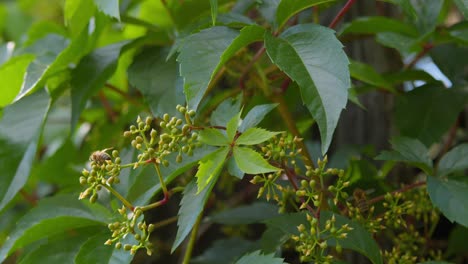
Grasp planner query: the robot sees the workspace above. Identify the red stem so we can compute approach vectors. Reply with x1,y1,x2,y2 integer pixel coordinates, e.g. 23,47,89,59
98,91,117,122
329,0,357,29
368,181,426,205
404,43,434,69
282,164,318,218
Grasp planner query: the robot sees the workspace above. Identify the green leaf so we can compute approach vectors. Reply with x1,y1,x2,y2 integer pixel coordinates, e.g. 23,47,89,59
64,0,96,37
447,225,468,256
384,69,437,85
431,44,468,85
209,202,279,225
239,103,277,132
339,16,418,36
410,0,444,34
421,261,456,264
349,60,395,92
454,0,468,19
0,194,111,262
276,0,334,30
265,24,350,154
233,146,279,174
438,144,468,177
93,0,120,20
227,156,244,179
128,47,184,117
71,41,127,130
178,25,264,110
0,90,50,212
192,238,256,264
376,32,420,55
196,147,230,193
376,137,433,174
394,84,466,146
19,232,91,264
15,34,70,101
75,231,133,264
211,95,242,127
127,146,217,205
0,55,34,107
227,112,242,141
198,128,229,146
258,0,281,26
210,0,218,26
172,178,219,252
235,250,284,264
320,211,383,264
427,176,468,228
236,128,281,146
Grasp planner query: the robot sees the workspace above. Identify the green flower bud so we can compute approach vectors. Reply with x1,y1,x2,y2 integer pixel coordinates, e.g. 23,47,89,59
130,125,137,132
82,169,89,176
163,113,170,122
176,154,183,163
79,176,87,185
188,110,196,116
115,242,122,249
124,244,132,251
145,116,152,126
90,193,98,203
148,224,155,233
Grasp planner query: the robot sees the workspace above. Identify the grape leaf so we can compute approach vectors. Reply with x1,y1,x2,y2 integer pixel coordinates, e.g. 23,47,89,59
235,250,284,264
127,47,184,117
239,103,277,132
233,146,279,174
427,176,468,228
198,128,229,146
236,128,281,145
227,112,242,141
276,0,334,30
0,194,111,262
0,55,34,107
93,0,120,20
75,231,133,264
209,202,279,225
71,41,128,130
178,25,264,110
196,147,229,193
265,24,350,154
172,178,219,252
0,90,50,212
438,144,468,177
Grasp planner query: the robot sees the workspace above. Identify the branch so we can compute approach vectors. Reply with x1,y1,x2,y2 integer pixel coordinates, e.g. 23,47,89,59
98,91,117,122
329,0,357,29
239,46,266,90
368,181,426,205
404,43,434,69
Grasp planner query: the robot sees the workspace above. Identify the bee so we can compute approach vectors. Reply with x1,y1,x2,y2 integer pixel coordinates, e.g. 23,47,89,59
352,188,374,213
90,148,113,164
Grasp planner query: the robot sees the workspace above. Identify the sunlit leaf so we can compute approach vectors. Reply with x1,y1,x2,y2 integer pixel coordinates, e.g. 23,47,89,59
233,146,279,174
236,128,281,146
196,147,229,192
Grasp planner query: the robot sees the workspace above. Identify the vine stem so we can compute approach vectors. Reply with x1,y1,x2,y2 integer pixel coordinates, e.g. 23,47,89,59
139,163,170,211
98,91,117,122
368,181,426,205
283,164,318,218
104,83,144,108
271,94,315,169
329,0,356,29
239,46,266,89
404,43,434,69
182,212,203,264
104,184,134,211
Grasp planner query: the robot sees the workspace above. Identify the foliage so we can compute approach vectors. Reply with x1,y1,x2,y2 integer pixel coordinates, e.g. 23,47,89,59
0,0,467,263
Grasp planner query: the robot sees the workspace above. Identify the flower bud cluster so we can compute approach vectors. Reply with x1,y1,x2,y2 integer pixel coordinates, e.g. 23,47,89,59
250,171,282,201
404,188,438,224
292,213,352,263
123,108,200,168
262,134,303,170
383,225,425,264
79,149,121,202
105,206,155,256
383,192,414,228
